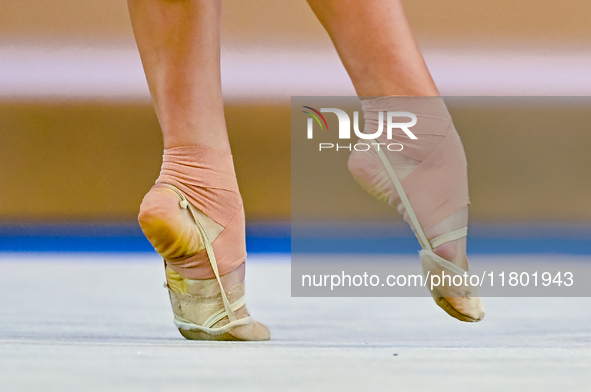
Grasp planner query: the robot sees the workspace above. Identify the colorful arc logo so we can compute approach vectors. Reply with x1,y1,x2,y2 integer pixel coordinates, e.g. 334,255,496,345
302,106,328,130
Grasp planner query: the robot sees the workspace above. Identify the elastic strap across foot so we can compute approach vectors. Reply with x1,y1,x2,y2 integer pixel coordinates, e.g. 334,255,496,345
429,227,468,249
372,145,467,251
173,314,252,336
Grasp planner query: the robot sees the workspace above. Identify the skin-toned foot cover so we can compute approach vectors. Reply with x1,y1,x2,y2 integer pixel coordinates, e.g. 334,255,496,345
348,96,485,322
138,145,270,340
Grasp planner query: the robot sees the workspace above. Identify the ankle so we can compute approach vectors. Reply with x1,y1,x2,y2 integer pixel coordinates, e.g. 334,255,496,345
163,136,231,151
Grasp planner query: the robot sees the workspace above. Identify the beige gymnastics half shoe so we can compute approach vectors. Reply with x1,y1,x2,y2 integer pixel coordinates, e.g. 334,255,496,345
370,144,484,322
142,183,270,341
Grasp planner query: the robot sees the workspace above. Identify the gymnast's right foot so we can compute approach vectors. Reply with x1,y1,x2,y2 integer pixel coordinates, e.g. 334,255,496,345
348,97,484,322
138,145,270,341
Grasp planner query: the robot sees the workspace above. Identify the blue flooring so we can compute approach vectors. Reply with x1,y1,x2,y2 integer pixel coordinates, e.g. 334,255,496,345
0,223,590,255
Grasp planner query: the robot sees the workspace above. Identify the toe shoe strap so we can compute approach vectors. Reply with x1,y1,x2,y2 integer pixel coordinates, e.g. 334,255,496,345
429,227,468,249
372,146,467,252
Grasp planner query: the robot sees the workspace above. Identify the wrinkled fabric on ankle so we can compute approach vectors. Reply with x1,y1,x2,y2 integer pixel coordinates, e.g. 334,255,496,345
361,96,470,230
156,145,246,279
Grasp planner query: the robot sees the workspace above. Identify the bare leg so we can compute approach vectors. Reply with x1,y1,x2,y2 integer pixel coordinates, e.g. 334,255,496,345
128,0,229,150
308,0,484,322
306,0,438,97
129,0,229,276
128,0,270,339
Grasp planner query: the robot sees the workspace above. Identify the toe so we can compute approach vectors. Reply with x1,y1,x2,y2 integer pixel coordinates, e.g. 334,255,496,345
229,320,271,341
